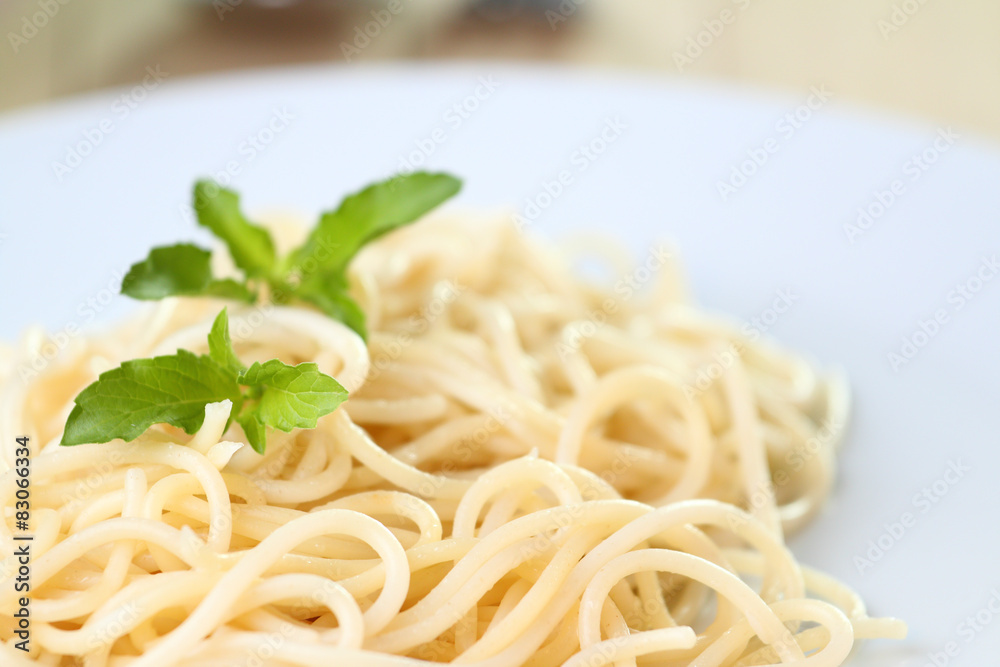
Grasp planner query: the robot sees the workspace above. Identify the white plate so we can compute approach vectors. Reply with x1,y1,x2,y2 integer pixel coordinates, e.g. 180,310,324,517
2,64,998,665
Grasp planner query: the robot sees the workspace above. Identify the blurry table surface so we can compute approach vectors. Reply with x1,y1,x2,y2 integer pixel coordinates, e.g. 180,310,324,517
1,0,998,144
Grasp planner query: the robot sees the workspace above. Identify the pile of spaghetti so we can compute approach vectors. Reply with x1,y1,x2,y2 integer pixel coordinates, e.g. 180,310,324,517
0,214,904,666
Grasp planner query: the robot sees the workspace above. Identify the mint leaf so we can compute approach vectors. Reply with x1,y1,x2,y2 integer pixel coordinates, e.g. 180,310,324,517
124,174,460,341
296,287,368,340
238,359,347,433
60,309,348,453
207,308,244,375
283,172,461,338
194,181,277,279
60,349,242,446
237,412,267,455
122,243,255,302
291,172,461,287
202,279,258,301
121,243,211,298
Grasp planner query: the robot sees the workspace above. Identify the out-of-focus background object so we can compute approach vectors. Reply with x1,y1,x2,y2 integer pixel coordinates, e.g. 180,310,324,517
1,0,998,141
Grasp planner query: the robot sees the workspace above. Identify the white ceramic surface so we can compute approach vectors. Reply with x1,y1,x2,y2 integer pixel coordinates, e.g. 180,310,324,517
2,63,998,666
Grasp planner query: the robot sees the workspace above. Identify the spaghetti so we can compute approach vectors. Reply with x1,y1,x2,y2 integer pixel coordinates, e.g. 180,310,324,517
0,213,903,665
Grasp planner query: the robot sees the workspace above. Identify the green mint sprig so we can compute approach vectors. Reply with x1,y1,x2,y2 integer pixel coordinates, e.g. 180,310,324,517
60,309,347,454
121,172,461,339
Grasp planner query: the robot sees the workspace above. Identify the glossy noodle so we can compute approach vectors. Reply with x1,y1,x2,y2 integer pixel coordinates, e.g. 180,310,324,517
0,214,904,665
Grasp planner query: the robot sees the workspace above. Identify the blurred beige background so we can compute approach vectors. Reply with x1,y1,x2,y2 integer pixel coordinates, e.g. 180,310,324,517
1,0,998,142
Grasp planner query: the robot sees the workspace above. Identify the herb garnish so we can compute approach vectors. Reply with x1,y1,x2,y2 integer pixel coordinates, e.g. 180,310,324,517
121,171,461,339
61,309,347,453
62,172,459,452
